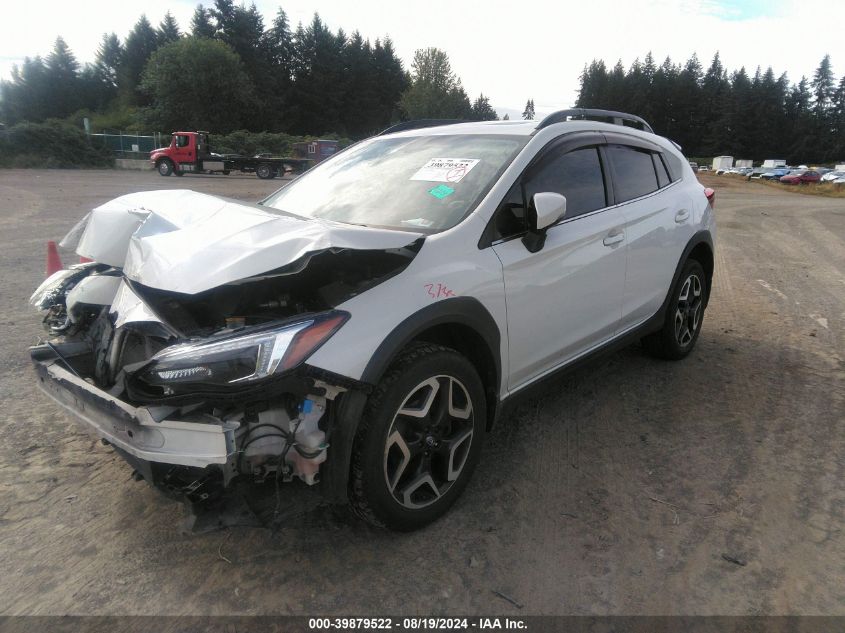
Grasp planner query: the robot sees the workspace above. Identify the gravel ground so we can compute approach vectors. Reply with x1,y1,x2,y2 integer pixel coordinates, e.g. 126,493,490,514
0,169,843,616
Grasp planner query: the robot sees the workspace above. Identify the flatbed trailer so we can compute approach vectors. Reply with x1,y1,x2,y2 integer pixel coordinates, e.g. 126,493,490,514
150,131,313,179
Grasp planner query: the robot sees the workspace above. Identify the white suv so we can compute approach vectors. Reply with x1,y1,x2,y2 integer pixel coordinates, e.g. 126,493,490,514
29,109,715,531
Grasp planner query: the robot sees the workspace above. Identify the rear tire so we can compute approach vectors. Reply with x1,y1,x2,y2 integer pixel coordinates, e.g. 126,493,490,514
157,159,174,177
349,343,486,531
642,259,707,360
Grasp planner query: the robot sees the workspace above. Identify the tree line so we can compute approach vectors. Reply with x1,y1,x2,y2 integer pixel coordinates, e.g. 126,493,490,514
0,1,500,138
3,3,842,163
576,52,845,163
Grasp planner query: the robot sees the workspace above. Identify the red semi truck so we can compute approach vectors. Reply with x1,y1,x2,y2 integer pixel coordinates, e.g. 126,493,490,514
150,131,315,179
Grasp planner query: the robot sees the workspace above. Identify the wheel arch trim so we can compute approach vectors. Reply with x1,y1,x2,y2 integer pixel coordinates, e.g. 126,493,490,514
660,230,714,320
361,297,500,381
360,297,502,425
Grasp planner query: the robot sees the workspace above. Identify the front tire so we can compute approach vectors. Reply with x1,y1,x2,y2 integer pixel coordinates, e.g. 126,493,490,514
157,159,174,176
350,343,486,531
642,259,707,360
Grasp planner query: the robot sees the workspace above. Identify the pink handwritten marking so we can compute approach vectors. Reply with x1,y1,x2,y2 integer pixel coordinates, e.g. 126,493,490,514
424,283,457,299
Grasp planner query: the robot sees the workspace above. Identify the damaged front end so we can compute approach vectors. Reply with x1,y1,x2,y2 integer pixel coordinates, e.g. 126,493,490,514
29,191,421,508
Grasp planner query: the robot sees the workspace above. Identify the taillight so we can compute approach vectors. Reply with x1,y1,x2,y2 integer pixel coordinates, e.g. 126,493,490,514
704,187,715,209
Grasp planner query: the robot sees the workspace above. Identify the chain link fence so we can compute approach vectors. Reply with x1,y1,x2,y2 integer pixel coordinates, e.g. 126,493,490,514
88,131,167,159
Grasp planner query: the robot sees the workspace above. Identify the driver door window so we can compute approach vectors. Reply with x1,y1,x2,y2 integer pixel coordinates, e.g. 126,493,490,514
524,146,607,218
492,146,608,241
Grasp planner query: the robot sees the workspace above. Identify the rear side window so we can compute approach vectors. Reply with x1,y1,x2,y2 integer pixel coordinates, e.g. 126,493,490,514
524,146,607,219
607,145,659,202
653,154,671,188
662,150,684,182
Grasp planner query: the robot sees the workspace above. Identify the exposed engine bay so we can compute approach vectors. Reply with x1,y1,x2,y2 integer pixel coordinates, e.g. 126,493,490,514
29,190,422,510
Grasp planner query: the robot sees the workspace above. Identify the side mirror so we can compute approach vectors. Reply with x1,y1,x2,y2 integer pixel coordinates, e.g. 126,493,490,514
522,192,566,253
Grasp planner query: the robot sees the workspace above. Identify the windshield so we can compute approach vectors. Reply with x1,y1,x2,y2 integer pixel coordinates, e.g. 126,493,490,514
263,134,526,232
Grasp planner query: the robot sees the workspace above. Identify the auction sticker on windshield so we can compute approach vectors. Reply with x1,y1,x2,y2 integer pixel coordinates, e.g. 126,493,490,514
411,158,480,183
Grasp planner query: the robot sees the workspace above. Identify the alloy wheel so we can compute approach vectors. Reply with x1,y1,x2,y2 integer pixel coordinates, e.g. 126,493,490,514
383,375,475,510
674,273,703,347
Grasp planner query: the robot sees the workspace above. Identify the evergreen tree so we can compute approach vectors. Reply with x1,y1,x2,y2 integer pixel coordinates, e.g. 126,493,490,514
832,76,845,159
606,59,627,107
576,60,608,108
663,54,702,151
811,54,835,116
85,33,123,111
120,15,159,105
339,31,379,136
471,94,498,121
649,57,677,138
261,7,294,129
44,37,82,118
157,12,181,45
287,14,347,133
191,4,216,38
371,37,408,127
264,8,293,78
786,76,814,160
625,58,647,116
699,53,729,154
0,56,50,123
94,33,123,89
373,36,412,123
522,98,535,120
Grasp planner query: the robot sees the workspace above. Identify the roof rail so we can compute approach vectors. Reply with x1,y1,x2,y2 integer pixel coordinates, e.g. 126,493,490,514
536,109,654,134
378,119,469,135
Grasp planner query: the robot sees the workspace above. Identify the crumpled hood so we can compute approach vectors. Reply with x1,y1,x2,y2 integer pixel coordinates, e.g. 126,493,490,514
62,190,422,295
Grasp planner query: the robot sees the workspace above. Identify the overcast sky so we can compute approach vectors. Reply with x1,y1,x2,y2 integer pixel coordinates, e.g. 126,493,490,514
1,0,843,118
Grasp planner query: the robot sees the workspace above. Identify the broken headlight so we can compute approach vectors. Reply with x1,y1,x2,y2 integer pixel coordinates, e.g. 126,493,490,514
137,311,348,390
29,263,100,311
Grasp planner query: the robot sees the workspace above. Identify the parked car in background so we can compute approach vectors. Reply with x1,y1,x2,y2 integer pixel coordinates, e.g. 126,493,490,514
821,170,845,182
780,170,821,185
698,166,710,172
728,167,753,176
760,168,791,180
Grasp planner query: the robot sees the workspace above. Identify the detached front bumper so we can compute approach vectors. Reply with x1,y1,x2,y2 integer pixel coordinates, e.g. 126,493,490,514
33,359,238,469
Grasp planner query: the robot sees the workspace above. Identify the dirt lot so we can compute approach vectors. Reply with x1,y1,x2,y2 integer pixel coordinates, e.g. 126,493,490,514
0,169,843,616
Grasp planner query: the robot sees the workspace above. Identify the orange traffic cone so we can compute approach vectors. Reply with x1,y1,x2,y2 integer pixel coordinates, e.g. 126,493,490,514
46,241,63,277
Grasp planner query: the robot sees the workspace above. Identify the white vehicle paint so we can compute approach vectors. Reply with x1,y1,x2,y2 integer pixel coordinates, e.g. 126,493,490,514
65,190,421,294
29,110,716,529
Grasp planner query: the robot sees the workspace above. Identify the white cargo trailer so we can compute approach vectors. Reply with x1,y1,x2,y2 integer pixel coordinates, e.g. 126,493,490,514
763,159,787,168
712,156,734,171
735,159,753,168
837,164,845,171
